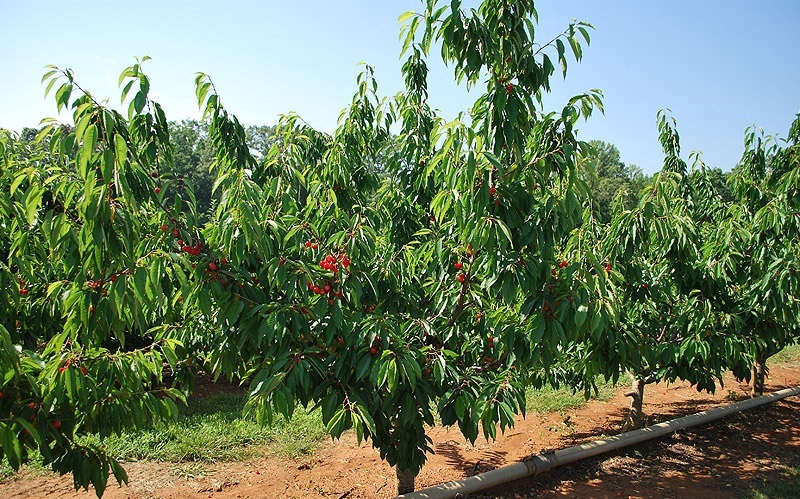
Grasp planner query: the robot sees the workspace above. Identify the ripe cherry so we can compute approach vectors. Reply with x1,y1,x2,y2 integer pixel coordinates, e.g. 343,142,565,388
604,263,612,272
505,83,514,94
172,228,180,238
154,187,161,194
489,186,497,197
151,172,158,178
559,260,568,268
370,346,379,355
208,262,218,272
161,224,168,232
453,261,463,270
19,288,29,295
54,420,62,429
456,273,466,283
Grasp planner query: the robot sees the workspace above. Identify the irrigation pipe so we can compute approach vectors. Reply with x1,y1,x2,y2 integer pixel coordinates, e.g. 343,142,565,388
396,385,800,499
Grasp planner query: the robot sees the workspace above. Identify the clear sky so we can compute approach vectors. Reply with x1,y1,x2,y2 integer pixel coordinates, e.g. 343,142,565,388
2,1,798,174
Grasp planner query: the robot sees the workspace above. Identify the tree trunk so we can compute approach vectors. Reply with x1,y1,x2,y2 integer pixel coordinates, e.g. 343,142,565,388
624,375,646,430
396,467,415,495
751,356,766,398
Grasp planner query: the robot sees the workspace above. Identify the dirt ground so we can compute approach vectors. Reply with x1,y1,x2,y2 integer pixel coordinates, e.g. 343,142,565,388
2,364,799,499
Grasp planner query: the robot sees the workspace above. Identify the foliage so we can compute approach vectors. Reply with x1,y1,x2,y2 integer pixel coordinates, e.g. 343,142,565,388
705,114,800,393
1,0,798,495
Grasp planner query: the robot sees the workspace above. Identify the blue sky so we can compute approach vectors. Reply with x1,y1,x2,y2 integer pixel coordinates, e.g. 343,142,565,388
1,1,798,174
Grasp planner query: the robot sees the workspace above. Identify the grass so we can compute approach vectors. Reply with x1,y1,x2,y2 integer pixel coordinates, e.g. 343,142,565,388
746,466,800,499
771,344,800,364
1,392,327,481
526,378,616,414
83,392,327,463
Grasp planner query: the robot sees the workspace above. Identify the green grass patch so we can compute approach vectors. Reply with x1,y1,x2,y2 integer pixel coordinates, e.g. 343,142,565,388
2,392,327,479
526,378,616,414
771,344,800,365
745,466,800,499
83,392,327,462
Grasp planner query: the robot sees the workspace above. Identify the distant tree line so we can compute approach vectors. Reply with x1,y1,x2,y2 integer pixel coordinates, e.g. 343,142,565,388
578,139,733,223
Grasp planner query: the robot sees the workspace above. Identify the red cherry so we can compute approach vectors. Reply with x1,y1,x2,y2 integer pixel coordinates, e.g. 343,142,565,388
489,186,497,196
19,288,29,295
208,262,218,272
551,269,557,277
341,257,351,267
177,296,183,302
220,258,227,265
453,261,463,270
505,83,514,94
323,285,331,293
172,228,180,238
151,172,158,178
54,420,62,429
604,263,612,272
370,346,379,355
161,224,168,232
476,312,483,320
337,338,344,345
456,273,466,283
559,260,568,268
154,187,161,194
305,240,312,248
58,366,67,374
328,298,334,306
312,243,319,250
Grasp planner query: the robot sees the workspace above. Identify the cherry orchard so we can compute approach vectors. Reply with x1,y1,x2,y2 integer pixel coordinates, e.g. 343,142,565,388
190,1,610,493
